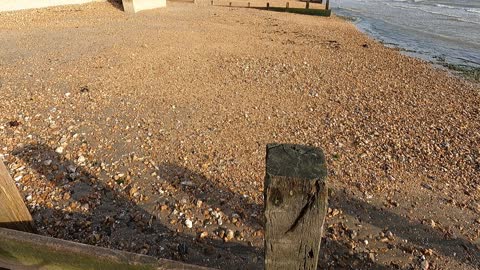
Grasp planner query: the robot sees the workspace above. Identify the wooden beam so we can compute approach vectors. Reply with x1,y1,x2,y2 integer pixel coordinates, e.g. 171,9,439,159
0,227,213,270
0,160,34,233
264,144,328,270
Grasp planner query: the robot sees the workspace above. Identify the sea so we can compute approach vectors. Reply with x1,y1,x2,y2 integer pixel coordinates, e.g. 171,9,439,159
332,0,480,68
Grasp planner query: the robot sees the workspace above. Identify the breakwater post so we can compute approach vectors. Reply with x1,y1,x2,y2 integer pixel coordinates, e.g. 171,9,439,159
264,144,328,270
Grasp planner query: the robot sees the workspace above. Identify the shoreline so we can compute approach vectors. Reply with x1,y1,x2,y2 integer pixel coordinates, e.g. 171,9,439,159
332,7,480,82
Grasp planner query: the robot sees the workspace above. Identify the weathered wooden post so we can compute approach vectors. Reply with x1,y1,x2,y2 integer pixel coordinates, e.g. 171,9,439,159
306,0,310,9
0,160,34,233
286,2,289,9
264,144,328,270
325,0,330,10
0,227,214,270
266,2,270,9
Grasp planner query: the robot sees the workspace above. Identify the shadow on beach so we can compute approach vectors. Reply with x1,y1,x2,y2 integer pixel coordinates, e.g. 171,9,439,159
10,143,480,269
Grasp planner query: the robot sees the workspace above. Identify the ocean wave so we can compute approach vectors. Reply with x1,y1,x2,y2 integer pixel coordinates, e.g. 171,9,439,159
435,4,456,9
467,8,480,14
386,2,480,24
387,3,462,18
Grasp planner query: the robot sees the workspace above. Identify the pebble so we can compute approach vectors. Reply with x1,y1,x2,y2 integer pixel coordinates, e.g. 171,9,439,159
55,146,64,154
199,231,208,239
225,229,235,241
43,159,53,166
185,219,193,229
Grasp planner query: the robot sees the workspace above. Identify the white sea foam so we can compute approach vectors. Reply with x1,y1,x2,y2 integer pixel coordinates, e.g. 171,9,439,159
467,8,480,14
435,4,456,9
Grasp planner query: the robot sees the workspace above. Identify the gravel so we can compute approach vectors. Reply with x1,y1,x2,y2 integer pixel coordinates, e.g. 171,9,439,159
0,1,479,269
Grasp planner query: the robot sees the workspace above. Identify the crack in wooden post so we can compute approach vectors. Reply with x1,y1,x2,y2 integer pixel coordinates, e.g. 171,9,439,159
264,144,328,270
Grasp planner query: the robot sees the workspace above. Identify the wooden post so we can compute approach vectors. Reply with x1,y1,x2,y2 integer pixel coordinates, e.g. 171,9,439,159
306,0,310,9
211,0,213,5
248,2,250,7
0,160,34,233
264,144,328,270
286,2,289,9
229,2,232,6
325,0,329,10
266,2,269,9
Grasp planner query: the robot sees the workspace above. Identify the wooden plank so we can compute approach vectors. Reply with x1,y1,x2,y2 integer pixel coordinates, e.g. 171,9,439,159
264,144,328,270
0,227,213,270
0,160,34,233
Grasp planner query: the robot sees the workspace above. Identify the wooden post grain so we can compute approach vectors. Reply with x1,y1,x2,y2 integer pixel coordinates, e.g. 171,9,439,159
0,227,212,270
264,144,328,270
0,160,34,233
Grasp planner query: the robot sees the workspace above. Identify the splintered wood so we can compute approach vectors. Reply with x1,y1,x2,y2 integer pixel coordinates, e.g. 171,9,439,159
264,144,328,270
0,159,34,233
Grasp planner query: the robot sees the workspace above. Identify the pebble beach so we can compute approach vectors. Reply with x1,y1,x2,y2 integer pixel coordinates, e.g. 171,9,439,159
0,1,479,269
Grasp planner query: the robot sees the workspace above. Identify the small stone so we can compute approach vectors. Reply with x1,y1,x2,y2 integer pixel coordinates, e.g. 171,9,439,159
225,229,234,241
81,203,90,211
196,199,203,208
347,229,357,239
67,165,77,173
26,194,32,201
77,155,86,164
181,181,196,187
421,259,429,270
199,231,208,239
185,219,193,229
44,159,53,166
55,146,64,154
63,192,71,200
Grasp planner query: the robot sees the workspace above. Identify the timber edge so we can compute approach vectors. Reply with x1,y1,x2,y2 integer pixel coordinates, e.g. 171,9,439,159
0,227,214,270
